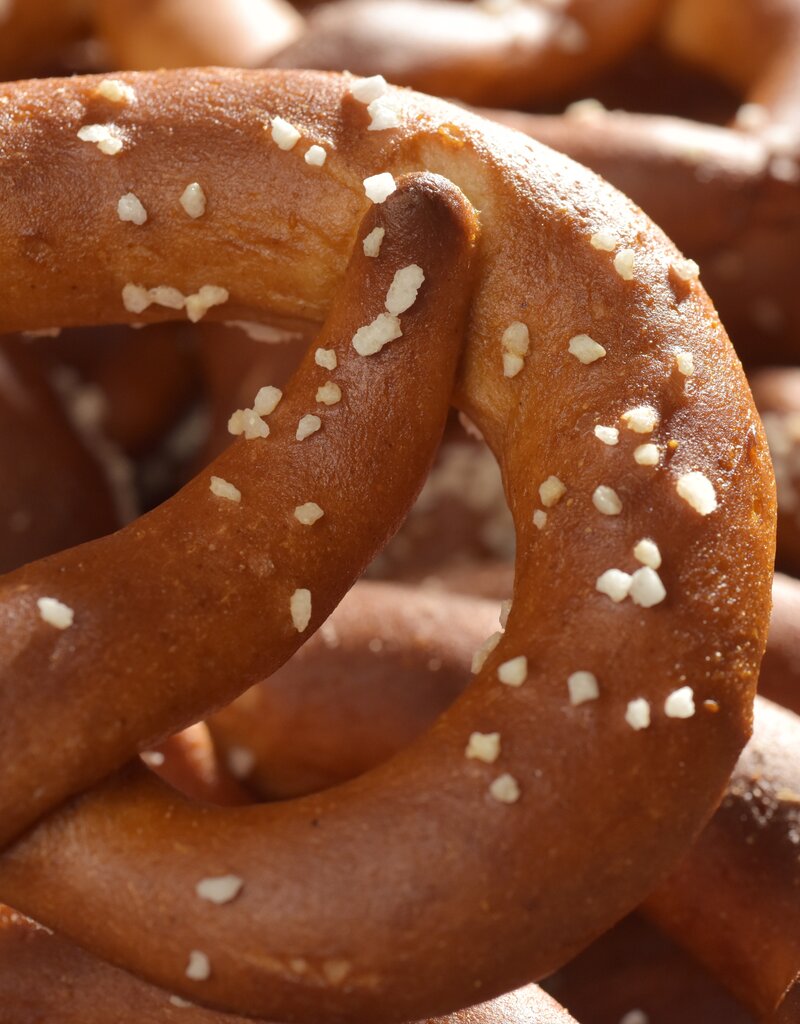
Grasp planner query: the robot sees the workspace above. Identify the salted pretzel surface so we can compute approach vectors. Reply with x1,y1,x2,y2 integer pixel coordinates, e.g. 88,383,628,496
0,69,775,1022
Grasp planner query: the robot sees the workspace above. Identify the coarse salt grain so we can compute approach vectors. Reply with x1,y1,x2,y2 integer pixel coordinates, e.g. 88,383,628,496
614,248,636,281
120,281,149,313
676,471,717,515
350,75,388,104
169,996,193,1008
37,596,74,630
352,312,402,356
594,425,619,446
471,631,503,674
489,773,520,804
465,731,501,763
253,386,282,416
676,350,694,376
296,414,321,441
117,193,147,225
228,408,269,440
590,230,617,251
367,97,401,131
304,145,327,166
502,322,530,356
625,698,651,731
363,172,397,204
671,258,700,282
634,443,659,466
186,285,229,323
180,182,206,219
294,502,324,525
539,475,566,507
621,406,658,433
195,875,243,904
290,589,312,632
568,333,606,364
629,566,666,608
96,78,136,104
499,599,512,629
313,350,338,375
186,951,210,981
596,569,632,603
533,509,547,530
209,476,241,503
502,321,530,378
316,382,342,405
665,686,696,719
77,123,124,155
503,353,524,378
592,485,622,516
633,538,661,569
385,264,424,315
498,655,527,687
568,671,599,706
362,226,385,257
270,116,301,150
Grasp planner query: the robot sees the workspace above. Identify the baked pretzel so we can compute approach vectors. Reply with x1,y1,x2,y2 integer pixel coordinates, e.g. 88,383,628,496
210,578,800,1021
0,69,774,1020
269,0,665,107
0,335,118,572
645,696,800,1023
750,369,800,573
94,0,304,74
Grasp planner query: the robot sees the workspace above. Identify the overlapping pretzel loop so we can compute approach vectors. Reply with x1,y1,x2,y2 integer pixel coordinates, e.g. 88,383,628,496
0,69,775,1022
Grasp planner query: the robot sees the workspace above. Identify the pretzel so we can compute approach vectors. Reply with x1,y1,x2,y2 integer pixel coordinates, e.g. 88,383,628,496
750,369,800,574
207,581,501,798
0,69,774,1020
478,0,800,370
95,0,304,73
212,578,800,1021
0,335,118,572
645,696,800,1023
0,902,576,1024
546,914,755,1024
269,0,665,107
761,573,800,716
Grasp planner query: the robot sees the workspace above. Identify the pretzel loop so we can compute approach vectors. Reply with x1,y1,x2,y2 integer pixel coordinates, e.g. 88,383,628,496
0,69,775,1024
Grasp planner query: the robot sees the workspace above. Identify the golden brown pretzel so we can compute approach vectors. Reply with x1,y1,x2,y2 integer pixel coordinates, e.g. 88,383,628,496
477,2,800,367
0,904,575,1024
0,69,774,1020
211,579,800,1021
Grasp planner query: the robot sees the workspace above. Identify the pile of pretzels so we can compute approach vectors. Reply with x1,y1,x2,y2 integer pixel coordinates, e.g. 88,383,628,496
0,2,798,1023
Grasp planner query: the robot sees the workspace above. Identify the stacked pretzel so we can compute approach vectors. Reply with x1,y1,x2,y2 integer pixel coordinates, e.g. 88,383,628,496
0,3,799,1023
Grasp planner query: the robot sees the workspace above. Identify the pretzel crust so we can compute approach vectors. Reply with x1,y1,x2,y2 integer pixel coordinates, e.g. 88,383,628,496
0,69,775,1022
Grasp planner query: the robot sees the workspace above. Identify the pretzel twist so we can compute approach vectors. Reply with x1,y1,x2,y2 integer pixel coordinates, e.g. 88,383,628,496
487,0,800,368
0,69,774,1021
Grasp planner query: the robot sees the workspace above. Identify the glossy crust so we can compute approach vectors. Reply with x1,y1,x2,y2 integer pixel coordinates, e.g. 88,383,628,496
645,697,800,1022
0,70,774,1022
486,108,800,366
750,369,800,572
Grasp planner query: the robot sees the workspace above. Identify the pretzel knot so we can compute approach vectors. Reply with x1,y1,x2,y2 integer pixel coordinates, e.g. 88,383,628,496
0,69,775,1022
